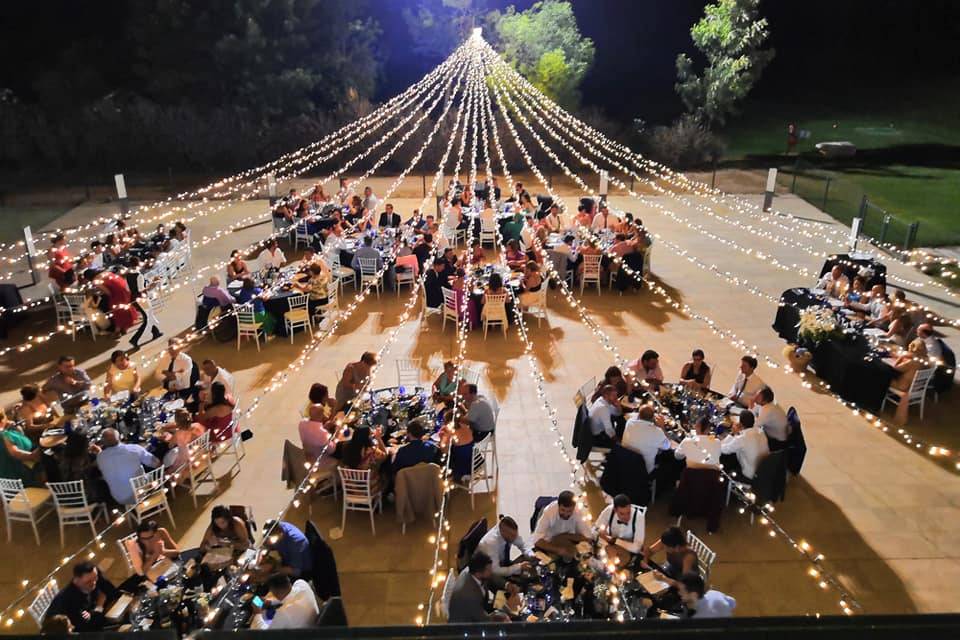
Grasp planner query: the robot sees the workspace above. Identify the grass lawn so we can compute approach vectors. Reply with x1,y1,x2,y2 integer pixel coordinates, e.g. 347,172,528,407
0,206,75,244
720,85,960,247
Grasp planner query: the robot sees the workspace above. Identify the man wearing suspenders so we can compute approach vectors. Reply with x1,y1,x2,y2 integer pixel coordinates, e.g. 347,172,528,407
594,494,646,567
125,257,162,349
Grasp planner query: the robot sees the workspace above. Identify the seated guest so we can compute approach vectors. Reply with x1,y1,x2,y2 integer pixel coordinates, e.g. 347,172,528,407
42,355,93,409
448,551,510,623
257,238,286,271
463,383,496,441
58,432,103,503
845,275,867,304
262,520,313,579
591,202,618,231
250,573,319,630
678,572,736,619
378,203,401,228
728,355,764,407
432,361,461,406
480,200,496,225
295,262,332,313
816,265,849,299
95,428,159,505
351,235,384,271
553,234,582,273
201,276,235,307
752,386,789,450
104,350,141,398
476,516,533,589
719,412,769,482
423,258,448,309
197,382,235,442
470,238,485,264
505,240,526,270
16,384,53,435
299,385,337,466
128,520,180,575
304,382,336,422
595,493,646,565
414,233,434,270
201,505,252,553
643,525,698,580
588,385,622,447
392,420,439,473
227,249,251,282
341,426,387,482
674,417,721,469
155,339,201,404
592,366,631,401
0,409,41,485
201,358,236,401
46,562,117,632
889,338,928,424
40,614,74,634
236,277,276,336
885,305,913,348
362,185,379,212
630,349,664,389
160,409,206,473
679,349,712,391
542,204,563,233
622,405,672,474
439,414,475,481
917,323,945,361
517,261,543,309
530,491,592,560
520,214,537,249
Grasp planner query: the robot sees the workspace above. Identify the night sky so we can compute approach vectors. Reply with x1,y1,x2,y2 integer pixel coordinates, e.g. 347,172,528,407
2,0,958,125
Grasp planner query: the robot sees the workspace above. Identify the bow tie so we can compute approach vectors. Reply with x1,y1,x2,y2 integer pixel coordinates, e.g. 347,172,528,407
617,520,630,526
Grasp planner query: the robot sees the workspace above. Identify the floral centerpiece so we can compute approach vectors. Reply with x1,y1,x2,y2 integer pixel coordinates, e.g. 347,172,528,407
796,307,843,346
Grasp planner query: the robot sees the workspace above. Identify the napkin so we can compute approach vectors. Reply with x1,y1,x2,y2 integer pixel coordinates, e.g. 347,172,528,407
638,572,670,595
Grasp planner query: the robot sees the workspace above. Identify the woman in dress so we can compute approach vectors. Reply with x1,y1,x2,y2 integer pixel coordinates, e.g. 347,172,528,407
96,270,139,335
439,412,475,482
517,261,544,309
335,352,377,410
885,305,913,348
161,409,206,474
432,361,461,406
294,262,331,315
227,249,251,283
299,383,338,465
16,383,52,437
0,408,41,485
197,382,235,442
340,426,387,492
200,505,251,553
679,349,713,391
890,338,927,424
129,520,180,576
592,366,631,402
104,350,141,398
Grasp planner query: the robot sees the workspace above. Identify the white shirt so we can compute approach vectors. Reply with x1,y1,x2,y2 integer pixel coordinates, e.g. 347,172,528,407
816,272,849,299
202,367,235,399
258,247,286,271
729,371,765,405
530,500,592,546
520,224,535,250
754,402,789,442
595,504,645,554
250,579,319,630
621,418,671,473
720,429,769,479
591,211,618,230
155,351,195,391
674,434,721,469
923,336,944,360
588,396,620,438
690,589,737,618
476,525,531,577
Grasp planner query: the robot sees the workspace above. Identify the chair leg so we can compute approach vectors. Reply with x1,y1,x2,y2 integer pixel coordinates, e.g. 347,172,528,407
32,516,42,546
369,508,376,536
341,502,347,532
237,331,241,351
60,519,65,548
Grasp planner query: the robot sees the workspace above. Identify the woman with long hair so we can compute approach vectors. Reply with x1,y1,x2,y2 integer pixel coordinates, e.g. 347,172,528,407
197,382,235,442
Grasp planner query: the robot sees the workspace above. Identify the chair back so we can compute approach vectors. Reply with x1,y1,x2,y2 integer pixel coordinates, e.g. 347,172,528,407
187,430,212,470
130,466,166,506
686,530,717,585
287,294,309,312
577,377,597,406
117,531,138,574
396,358,422,388
236,302,257,325
752,450,787,504
47,480,91,513
338,467,374,502
529,497,555,534
483,293,508,321
547,249,569,283
28,579,58,628
442,287,459,311
583,253,603,277
295,220,310,236
456,518,488,571
0,478,29,510
358,257,378,276
322,283,339,309
480,216,497,233
909,367,937,401
461,365,482,386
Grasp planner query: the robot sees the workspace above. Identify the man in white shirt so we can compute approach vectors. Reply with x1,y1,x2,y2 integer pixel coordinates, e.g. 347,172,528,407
728,355,764,407
588,385,622,447
531,491,593,559
720,412,769,481
816,265,850,299
674,417,721,469
917,323,944,361
590,203,618,231
258,239,286,271
752,386,789,448
594,494,645,565
621,405,672,474
520,214,536,249
250,574,319,630
679,573,736,619
629,349,664,390
362,185,379,212
475,516,533,588
155,339,200,402
200,359,236,402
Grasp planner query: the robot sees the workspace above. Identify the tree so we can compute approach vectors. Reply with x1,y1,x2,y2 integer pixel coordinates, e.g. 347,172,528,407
401,0,494,63
675,0,774,129
492,1,594,109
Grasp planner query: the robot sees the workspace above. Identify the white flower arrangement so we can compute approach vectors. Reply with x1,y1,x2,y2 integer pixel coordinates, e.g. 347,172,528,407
797,306,843,345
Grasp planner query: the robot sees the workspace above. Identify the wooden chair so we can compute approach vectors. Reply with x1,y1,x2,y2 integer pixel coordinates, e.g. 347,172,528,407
338,467,382,535
481,292,509,338
396,358,422,389
881,367,937,420
180,430,217,508
330,252,356,293
117,531,138,574
0,478,54,545
687,529,717,586
395,263,417,297
64,293,96,341
284,293,313,344
452,446,493,510
441,287,460,332
421,281,442,319
46,480,107,547
581,253,603,295
236,302,265,351
358,257,383,298
129,467,176,528
27,579,58,628
522,285,548,327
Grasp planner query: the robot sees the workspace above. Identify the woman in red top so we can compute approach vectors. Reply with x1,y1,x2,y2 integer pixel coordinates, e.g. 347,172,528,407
197,382,235,442
96,271,139,334
47,233,75,290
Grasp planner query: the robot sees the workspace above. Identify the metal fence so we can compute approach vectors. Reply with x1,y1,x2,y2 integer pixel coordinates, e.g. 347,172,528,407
777,160,920,252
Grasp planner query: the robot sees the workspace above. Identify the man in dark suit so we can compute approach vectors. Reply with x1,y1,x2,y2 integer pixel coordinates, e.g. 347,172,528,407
46,562,118,632
377,203,402,229
393,420,439,473
424,259,447,309
413,233,434,271
448,552,499,623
